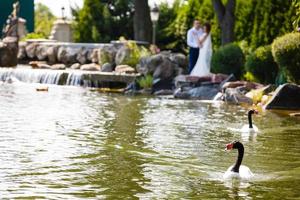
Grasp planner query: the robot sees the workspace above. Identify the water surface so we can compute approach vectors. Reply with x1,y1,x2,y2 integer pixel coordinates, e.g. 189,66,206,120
0,82,299,199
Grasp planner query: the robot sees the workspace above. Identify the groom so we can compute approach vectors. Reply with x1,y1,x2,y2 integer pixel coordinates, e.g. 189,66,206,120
187,19,203,73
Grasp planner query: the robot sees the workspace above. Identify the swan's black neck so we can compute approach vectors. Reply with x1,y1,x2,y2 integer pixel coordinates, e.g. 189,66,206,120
248,112,253,128
231,142,244,173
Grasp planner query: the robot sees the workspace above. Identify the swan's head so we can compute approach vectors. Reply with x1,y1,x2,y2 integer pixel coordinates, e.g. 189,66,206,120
248,109,258,115
225,141,243,151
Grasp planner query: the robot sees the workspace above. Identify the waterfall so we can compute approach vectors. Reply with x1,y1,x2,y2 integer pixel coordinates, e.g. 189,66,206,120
66,71,83,86
0,67,69,85
0,65,136,88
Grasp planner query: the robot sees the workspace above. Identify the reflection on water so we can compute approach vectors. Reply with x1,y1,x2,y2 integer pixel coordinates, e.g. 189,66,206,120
0,83,300,199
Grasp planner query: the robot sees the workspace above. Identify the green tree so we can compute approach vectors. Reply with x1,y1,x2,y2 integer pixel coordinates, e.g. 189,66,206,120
34,3,56,38
72,0,134,43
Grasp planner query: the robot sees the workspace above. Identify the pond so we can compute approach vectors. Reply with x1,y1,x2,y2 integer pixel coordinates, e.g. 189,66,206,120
0,82,299,199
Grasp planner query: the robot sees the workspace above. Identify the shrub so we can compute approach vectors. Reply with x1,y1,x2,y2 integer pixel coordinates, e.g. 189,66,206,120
21,32,46,41
211,43,245,79
137,75,153,89
245,45,278,84
272,32,300,84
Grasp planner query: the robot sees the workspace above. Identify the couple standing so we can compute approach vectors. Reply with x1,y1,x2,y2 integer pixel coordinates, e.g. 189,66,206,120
187,19,212,77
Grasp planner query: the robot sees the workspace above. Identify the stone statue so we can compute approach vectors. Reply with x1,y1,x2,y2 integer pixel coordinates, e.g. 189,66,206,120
0,1,19,67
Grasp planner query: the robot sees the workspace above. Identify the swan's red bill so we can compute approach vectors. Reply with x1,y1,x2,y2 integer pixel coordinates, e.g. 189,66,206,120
254,110,259,114
226,143,234,150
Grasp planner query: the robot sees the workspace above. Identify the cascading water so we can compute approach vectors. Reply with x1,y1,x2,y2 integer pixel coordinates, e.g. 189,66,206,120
0,67,66,85
0,65,136,88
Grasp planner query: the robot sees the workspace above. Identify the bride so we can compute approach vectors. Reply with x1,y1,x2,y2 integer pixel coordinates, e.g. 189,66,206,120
190,23,212,77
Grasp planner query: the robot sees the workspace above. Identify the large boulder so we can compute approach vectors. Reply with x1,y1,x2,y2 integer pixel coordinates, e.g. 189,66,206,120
57,47,80,64
46,45,58,64
25,42,38,59
265,83,300,110
36,44,48,61
98,45,116,66
137,54,178,80
115,45,133,66
76,47,88,64
0,37,18,67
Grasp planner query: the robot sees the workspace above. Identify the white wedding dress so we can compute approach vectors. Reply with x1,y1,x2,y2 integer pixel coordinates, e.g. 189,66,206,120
191,33,212,77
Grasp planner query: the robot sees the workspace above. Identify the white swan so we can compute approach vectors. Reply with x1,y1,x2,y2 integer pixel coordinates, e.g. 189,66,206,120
223,141,254,180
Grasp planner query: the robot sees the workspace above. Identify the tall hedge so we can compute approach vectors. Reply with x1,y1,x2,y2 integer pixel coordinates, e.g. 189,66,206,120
272,33,300,84
245,45,278,84
211,43,245,79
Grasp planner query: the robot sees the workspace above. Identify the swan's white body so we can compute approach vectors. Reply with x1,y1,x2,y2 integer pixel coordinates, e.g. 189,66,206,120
223,165,254,180
241,124,258,133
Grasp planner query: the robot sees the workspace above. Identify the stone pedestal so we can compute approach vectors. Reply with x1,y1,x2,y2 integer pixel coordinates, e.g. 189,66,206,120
49,19,73,42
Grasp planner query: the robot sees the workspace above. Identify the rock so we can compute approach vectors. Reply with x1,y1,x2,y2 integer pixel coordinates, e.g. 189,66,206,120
98,45,116,66
51,64,66,70
90,49,99,63
265,83,300,110
223,87,253,104
29,61,38,68
36,45,48,60
101,63,114,72
115,65,135,74
70,63,81,69
80,63,101,71
29,61,47,69
222,81,263,91
18,42,27,60
169,53,188,71
46,46,58,64
57,47,80,64
38,63,51,69
25,42,38,59
115,46,133,66
76,47,88,64
137,53,183,81
0,37,18,67
152,78,174,92
174,84,219,100
154,89,174,95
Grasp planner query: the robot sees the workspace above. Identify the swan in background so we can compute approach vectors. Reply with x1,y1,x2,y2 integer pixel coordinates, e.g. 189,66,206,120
223,141,254,180
241,109,258,132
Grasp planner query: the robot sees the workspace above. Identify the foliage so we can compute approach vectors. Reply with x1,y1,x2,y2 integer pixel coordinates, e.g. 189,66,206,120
72,0,134,43
272,32,300,84
292,0,300,30
137,75,153,89
117,38,151,67
236,0,295,49
243,71,259,83
33,3,56,38
21,32,45,41
211,43,245,79
245,45,278,84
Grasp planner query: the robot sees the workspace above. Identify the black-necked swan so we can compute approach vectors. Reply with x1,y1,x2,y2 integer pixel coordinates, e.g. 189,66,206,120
241,109,258,132
223,141,253,180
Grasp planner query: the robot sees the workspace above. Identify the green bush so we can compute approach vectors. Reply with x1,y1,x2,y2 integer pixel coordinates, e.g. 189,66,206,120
272,32,300,84
137,75,153,89
245,45,278,84
21,32,45,41
211,43,245,79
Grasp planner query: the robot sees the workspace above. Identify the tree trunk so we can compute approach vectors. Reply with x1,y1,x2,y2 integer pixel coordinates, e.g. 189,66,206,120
133,0,152,43
212,0,235,45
